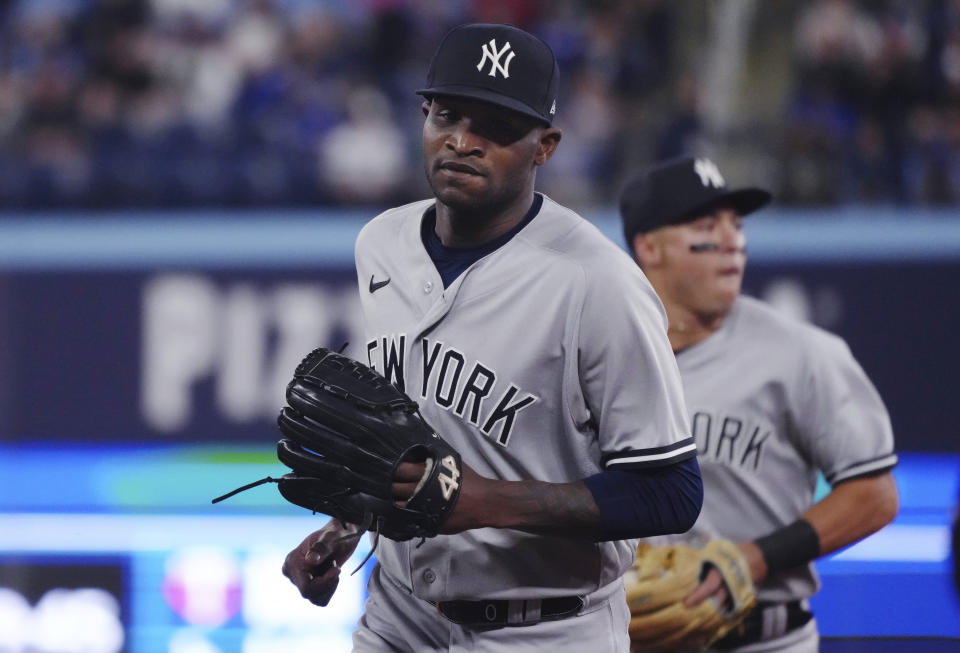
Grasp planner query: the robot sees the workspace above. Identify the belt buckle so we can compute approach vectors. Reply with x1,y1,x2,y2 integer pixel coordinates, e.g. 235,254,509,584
481,600,503,624
434,596,583,628
434,599,508,627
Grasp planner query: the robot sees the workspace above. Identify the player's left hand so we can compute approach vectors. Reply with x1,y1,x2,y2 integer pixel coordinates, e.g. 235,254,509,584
390,461,430,504
392,460,494,534
262,346,465,542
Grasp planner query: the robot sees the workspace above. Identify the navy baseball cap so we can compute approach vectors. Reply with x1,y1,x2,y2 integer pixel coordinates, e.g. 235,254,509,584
620,156,772,244
417,23,559,125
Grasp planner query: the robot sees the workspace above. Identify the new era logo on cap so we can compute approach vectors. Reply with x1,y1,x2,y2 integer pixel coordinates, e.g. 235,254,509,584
417,23,560,125
619,156,773,243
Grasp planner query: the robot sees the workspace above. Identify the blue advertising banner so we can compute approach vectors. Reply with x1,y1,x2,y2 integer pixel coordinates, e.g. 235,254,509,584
0,269,362,442
0,211,957,451
741,261,960,453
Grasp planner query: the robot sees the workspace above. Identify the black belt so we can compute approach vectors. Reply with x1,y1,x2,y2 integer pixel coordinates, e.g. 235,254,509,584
712,600,813,650
433,596,584,628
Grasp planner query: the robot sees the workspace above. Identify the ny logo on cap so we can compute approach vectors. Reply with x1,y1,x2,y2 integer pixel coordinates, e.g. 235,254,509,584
693,158,725,189
477,39,515,78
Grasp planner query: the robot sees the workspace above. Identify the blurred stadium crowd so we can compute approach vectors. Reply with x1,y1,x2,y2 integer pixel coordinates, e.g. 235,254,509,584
0,0,958,211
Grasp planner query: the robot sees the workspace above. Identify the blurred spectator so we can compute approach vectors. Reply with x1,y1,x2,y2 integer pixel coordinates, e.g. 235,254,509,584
904,105,958,204
655,75,705,161
319,85,409,205
0,0,958,211
780,0,949,206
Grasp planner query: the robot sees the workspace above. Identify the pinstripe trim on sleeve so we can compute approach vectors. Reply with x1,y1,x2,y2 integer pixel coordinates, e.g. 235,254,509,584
602,437,698,470
826,452,899,485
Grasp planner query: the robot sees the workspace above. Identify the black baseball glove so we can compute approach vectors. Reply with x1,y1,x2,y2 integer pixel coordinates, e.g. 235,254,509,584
214,347,463,544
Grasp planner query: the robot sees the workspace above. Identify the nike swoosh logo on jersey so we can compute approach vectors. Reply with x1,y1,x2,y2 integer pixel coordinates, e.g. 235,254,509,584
369,275,391,293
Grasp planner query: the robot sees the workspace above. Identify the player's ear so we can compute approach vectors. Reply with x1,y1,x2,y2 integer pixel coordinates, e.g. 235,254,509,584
534,127,562,165
421,100,432,117
632,233,662,268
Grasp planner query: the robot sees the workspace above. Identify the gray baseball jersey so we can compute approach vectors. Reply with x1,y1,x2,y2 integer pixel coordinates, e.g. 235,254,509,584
672,295,897,603
354,194,694,602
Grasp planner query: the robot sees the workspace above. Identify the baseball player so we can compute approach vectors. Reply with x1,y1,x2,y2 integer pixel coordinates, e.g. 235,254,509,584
619,156,900,652
282,24,704,652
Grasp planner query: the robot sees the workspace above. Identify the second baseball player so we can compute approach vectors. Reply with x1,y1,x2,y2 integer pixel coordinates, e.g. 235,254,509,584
620,156,900,652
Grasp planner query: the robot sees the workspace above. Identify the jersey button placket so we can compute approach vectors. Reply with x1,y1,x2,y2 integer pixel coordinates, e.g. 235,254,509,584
422,569,437,584
423,281,434,294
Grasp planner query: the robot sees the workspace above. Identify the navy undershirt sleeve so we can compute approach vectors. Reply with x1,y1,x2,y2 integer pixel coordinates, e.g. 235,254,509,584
583,456,703,542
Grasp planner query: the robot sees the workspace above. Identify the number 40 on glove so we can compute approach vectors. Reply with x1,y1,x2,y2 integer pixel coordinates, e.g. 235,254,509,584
213,347,464,545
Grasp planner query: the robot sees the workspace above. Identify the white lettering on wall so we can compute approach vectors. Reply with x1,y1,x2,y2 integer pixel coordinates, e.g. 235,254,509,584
141,275,219,431
140,274,362,432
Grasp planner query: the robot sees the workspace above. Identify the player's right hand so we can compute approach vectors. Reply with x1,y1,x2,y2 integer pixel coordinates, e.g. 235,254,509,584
684,541,765,608
684,566,728,608
282,519,363,606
